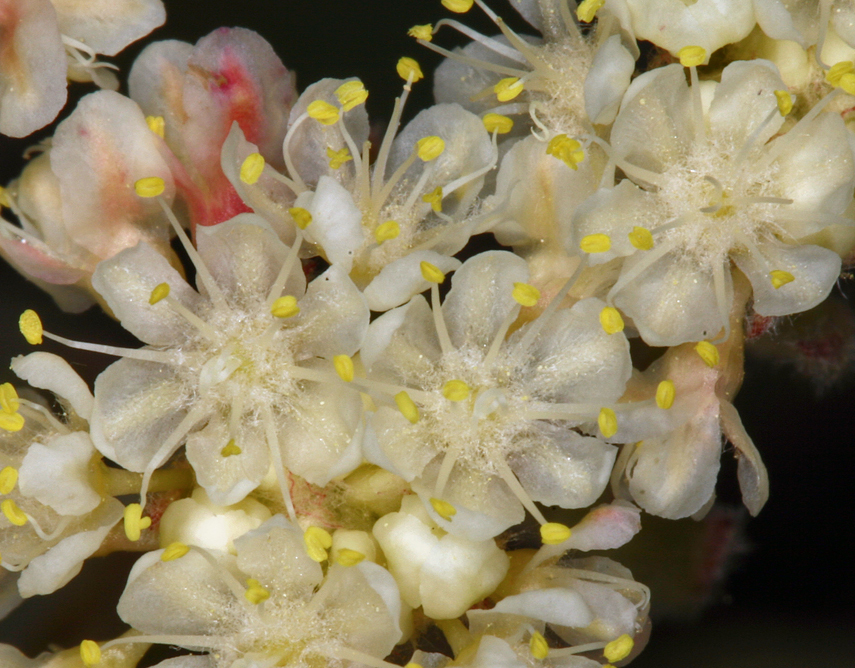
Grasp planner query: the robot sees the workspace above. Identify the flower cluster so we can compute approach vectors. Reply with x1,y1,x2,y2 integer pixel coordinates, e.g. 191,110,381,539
1,1,853,667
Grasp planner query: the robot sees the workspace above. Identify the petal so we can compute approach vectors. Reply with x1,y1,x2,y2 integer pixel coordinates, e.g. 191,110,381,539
50,90,175,260
51,0,165,55
0,0,66,137
443,251,529,350
364,251,461,312
90,358,193,471
303,176,364,273
585,35,636,126
734,239,840,317
91,242,203,347
18,432,100,516
493,588,594,628
373,510,438,609
11,352,93,420
364,407,438,481
753,0,806,45
720,400,769,515
833,0,855,48
128,39,194,130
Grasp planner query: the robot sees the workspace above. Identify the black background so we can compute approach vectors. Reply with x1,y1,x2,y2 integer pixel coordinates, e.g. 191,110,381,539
0,1,853,665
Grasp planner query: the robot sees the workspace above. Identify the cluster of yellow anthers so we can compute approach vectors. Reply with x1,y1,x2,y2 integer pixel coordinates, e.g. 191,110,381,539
1,0,854,667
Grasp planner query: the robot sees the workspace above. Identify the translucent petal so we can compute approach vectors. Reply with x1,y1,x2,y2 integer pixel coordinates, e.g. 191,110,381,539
753,0,807,46
492,588,594,628
720,400,769,515
364,251,461,313
51,0,166,55
552,580,637,643
585,35,636,126
11,352,93,420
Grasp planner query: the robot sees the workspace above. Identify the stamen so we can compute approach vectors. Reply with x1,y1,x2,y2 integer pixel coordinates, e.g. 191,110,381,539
442,0,473,13
271,296,300,318
694,340,720,367
408,24,434,42
123,503,152,541
40,330,174,364
281,111,311,194
334,355,355,382
375,146,419,213
598,407,618,438
19,309,43,344
770,269,795,289
395,391,420,423
530,631,550,660
432,19,527,63
599,306,625,335
0,466,17,494
547,135,585,170
419,40,530,79
266,229,305,307
240,153,265,185
304,526,333,562
146,116,165,138
374,220,401,244
161,542,190,561
495,457,548,524
580,233,611,254
335,548,366,566
396,57,424,83
483,113,514,134
80,640,101,667
1,499,27,526
607,239,678,304
262,405,297,522
0,412,23,433
221,439,242,457
430,497,457,520
442,380,471,401
244,578,271,604
149,284,218,341
540,522,572,545
604,635,634,663
712,261,731,344
495,77,525,102
307,100,341,126
577,0,606,23
655,380,676,409
336,80,369,111
628,226,654,250
678,47,707,142
584,135,668,189
326,146,352,169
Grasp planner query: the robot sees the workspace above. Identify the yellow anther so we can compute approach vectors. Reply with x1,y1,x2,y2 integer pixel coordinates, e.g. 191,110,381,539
839,73,855,95
395,391,420,424
546,134,585,170
677,46,707,68
694,340,720,368
335,80,369,111
770,269,795,289
221,439,242,457
134,176,165,198
774,90,793,117
240,152,265,185
145,115,165,138
409,24,434,41
442,379,471,402
271,295,300,319
326,146,353,169
576,0,606,22
420,260,446,284
374,220,401,244
598,407,618,439
80,640,101,667
599,306,625,335
494,77,524,102
442,0,473,12
161,542,190,562
0,413,24,432
304,526,333,563
149,282,170,305
417,135,445,161
123,503,151,542
580,233,611,254
1,499,27,526
530,631,549,660
604,634,634,663
430,497,457,521
422,186,443,212
0,467,18,495
397,57,424,83
19,309,43,345
335,548,366,566
334,354,355,382
307,99,341,126
245,578,271,604
655,380,676,410
628,226,654,251
0,383,20,414
540,522,572,545
482,113,514,134
513,282,541,307
826,60,854,87
288,206,313,229
0,185,10,208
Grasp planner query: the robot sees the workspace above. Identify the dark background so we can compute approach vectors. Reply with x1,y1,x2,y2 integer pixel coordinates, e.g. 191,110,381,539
1,1,853,665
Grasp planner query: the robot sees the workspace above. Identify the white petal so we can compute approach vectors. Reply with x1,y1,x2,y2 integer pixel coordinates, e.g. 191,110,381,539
364,407,438,482
753,0,806,45
720,400,769,515
492,588,594,628
302,176,364,273
585,35,635,125
11,352,93,420
51,0,165,55
361,295,442,376
364,252,461,312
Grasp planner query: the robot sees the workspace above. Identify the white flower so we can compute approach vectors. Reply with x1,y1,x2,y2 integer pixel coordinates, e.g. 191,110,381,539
572,59,854,346
116,515,403,668
362,251,631,539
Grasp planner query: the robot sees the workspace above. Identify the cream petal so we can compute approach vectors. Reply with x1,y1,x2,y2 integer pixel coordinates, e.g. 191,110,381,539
185,414,269,507
294,264,369,358
466,637,526,668
196,214,305,306
614,251,732,346
234,515,323,595
303,176,364,273
90,358,194,471
373,509,436,608
585,35,636,126
91,242,204,347
51,0,165,55
493,588,595,628
720,400,769,516
509,428,617,509
443,251,528,350
11,352,93,420
753,0,807,45
734,239,840,317
17,498,123,598
364,251,461,313
512,298,632,404
127,39,193,128
0,0,66,137
553,579,637,642
50,90,175,260
833,0,855,48
364,407,438,481
18,432,100,516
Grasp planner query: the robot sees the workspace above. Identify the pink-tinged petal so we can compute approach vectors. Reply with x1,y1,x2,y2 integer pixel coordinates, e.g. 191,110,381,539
0,232,89,284
0,0,67,137
51,0,165,56
49,90,175,260
128,39,194,133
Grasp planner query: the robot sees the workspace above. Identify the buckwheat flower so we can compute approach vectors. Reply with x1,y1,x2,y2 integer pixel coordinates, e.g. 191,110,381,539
0,0,165,137
0,90,177,312
128,28,297,230
572,58,853,346
225,76,497,310
430,0,635,132
361,251,631,540
114,515,403,668
373,494,509,619
0,634,150,668
1,352,124,597
84,213,369,512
